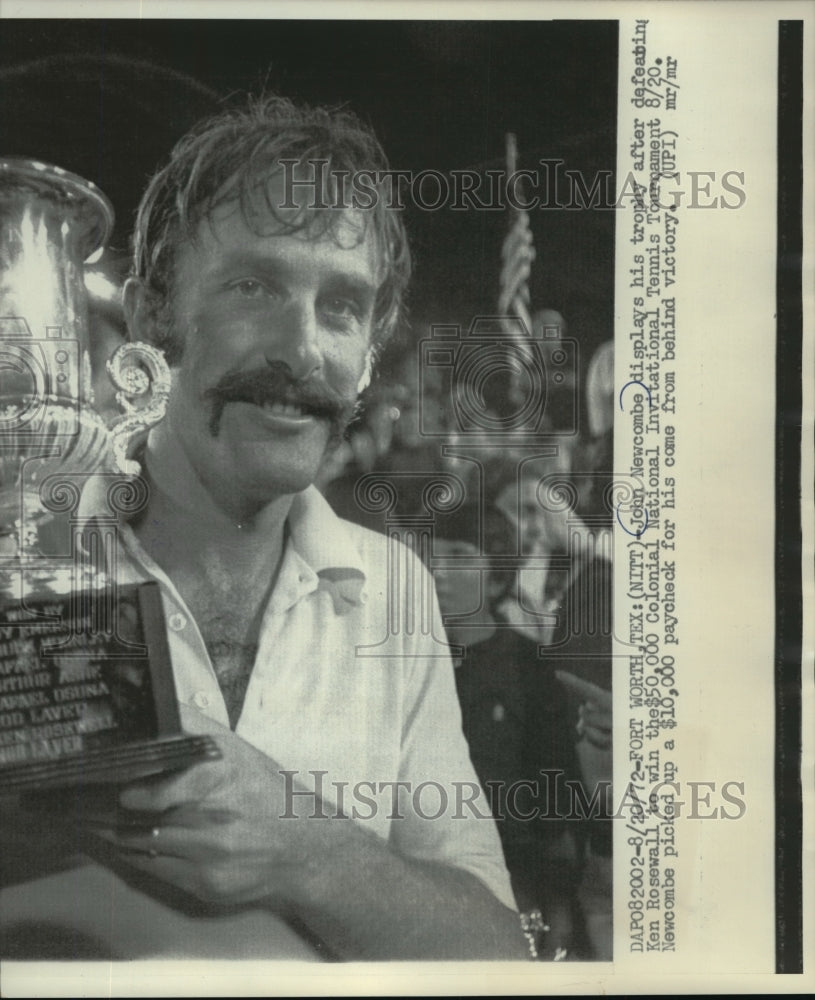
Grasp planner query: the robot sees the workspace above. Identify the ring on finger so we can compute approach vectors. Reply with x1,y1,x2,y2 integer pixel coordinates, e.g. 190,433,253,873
148,826,160,858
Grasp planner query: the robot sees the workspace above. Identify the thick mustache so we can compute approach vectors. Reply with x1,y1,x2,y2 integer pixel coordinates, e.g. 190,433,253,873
203,363,352,436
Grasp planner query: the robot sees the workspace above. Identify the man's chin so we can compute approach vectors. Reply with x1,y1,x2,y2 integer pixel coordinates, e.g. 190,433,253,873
225,428,334,496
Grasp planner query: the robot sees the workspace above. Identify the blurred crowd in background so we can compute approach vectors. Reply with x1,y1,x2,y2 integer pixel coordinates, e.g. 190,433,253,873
318,307,616,961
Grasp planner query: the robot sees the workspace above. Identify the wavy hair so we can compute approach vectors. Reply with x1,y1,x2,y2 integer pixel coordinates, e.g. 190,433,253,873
132,94,411,362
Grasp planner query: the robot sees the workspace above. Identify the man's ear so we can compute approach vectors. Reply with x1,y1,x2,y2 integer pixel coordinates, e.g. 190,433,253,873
122,277,162,345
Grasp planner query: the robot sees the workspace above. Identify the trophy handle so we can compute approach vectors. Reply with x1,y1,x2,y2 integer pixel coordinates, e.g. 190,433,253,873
107,342,171,476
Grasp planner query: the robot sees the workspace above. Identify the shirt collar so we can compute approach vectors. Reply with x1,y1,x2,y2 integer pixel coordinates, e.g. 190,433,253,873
77,476,368,614
285,486,367,614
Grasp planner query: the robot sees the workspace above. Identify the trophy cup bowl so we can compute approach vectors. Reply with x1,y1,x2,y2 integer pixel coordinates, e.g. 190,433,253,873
0,158,169,596
0,160,218,794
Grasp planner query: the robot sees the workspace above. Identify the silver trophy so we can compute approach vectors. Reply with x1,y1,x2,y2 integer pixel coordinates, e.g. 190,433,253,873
0,160,220,792
0,158,169,598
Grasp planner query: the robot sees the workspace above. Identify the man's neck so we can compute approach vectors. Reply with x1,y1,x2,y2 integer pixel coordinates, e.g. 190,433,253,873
132,425,293,586
131,427,297,730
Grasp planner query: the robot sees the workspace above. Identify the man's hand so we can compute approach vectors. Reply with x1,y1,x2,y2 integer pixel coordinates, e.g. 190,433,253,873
91,706,313,907
87,706,527,960
555,671,613,796
555,671,612,749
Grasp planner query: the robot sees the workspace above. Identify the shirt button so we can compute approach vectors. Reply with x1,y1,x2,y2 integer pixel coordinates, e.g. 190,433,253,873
192,691,210,709
168,612,187,632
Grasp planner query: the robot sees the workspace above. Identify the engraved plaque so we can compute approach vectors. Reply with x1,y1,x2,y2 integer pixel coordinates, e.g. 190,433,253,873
0,581,219,792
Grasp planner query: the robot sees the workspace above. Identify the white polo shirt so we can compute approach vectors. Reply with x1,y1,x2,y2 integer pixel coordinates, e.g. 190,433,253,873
0,486,515,959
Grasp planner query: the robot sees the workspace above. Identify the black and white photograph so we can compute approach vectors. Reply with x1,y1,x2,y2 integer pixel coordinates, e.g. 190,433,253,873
0,3,810,996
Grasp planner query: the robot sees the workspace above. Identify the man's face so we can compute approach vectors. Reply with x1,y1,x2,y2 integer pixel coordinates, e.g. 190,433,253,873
432,538,483,618
495,476,570,555
161,180,380,511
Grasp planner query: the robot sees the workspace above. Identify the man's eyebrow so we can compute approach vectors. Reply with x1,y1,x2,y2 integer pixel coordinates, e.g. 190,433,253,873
321,272,378,305
208,252,379,301
208,250,293,280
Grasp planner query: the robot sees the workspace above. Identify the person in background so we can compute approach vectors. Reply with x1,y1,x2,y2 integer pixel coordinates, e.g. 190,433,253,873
433,498,600,959
320,342,447,531
433,450,614,958
486,452,613,954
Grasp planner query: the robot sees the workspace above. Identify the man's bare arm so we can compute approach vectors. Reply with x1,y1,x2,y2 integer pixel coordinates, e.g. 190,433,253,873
95,708,527,961
281,821,526,960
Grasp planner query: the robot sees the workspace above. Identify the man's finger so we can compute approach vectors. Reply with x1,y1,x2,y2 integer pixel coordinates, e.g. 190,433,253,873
116,704,235,811
118,757,225,812
555,671,612,707
581,704,612,730
109,848,205,897
90,821,224,863
582,725,613,749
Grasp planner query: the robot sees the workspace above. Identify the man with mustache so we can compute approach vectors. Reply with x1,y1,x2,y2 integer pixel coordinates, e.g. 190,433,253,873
77,96,525,960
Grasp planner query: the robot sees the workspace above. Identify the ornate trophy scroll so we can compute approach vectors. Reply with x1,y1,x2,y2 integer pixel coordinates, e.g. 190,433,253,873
0,159,218,791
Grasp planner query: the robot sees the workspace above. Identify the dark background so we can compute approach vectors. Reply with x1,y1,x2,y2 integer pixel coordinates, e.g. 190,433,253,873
0,19,617,356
